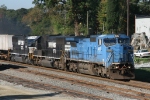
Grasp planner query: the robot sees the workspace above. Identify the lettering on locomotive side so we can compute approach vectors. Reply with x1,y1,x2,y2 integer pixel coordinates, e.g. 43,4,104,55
65,45,71,51
18,40,24,45
48,42,56,48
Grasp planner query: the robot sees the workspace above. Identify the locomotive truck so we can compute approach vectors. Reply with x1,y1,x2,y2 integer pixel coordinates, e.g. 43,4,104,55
0,34,135,80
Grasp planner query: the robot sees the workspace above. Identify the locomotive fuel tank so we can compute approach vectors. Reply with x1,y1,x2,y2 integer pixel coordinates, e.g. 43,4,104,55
13,56,24,63
78,63,97,75
40,59,54,68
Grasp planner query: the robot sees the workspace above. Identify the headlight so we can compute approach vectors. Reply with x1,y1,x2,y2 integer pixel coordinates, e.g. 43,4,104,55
128,66,131,68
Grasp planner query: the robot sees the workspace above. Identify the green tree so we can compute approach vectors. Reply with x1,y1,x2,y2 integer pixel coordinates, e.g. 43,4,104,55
66,0,100,36
105,0,128,34
22,7,48,35
0,5,30,35
118,0,127,33
131,0,139,3
106,0,119,33
87,0,100,35
33,0,100,36
32,0,69,35
98,0,107,33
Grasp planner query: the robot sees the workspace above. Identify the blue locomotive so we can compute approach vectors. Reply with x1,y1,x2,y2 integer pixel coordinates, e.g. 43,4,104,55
69,34,135,79
0,33,135,80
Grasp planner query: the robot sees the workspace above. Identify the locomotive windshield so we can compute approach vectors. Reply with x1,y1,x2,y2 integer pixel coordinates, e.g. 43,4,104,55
27,39,36,47
118,38,129,44
103,38,116,46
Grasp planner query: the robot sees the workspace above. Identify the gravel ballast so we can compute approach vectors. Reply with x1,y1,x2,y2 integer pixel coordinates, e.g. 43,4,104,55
0,61,150,100
0,70,133,100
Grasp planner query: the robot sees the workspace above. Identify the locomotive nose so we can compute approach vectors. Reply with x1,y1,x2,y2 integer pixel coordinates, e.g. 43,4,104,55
113,45,129,63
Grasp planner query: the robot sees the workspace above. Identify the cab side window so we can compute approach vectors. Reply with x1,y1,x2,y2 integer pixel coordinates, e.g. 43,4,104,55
98,39,102,45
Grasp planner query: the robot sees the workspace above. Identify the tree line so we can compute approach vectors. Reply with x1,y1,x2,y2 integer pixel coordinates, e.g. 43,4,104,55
0,0,150,36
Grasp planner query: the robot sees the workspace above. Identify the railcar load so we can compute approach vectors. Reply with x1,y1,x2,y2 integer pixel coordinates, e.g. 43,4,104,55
0,34,13,60
0,34,135,80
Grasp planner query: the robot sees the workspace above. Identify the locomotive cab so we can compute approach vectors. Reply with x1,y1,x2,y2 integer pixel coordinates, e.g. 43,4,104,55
99,34,135,79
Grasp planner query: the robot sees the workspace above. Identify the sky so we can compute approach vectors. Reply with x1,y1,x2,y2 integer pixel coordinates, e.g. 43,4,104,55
0,0,35,10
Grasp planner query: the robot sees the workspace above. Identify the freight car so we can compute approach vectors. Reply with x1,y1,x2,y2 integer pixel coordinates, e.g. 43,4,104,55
0,34,135,80
0,34,13,60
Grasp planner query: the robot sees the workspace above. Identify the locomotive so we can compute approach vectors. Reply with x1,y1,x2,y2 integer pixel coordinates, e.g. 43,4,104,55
0,34,135,80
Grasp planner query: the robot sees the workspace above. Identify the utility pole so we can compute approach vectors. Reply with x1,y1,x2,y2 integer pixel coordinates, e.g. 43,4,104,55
87,11,89,35
127,0,129,36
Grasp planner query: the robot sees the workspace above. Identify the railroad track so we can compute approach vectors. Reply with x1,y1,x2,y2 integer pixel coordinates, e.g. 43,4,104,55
0,73,108,100
0,60,150,99
3,60,149,90
11,66,150,99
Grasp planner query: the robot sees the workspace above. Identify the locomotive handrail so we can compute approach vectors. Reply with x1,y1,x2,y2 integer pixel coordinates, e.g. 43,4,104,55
107,52,113,63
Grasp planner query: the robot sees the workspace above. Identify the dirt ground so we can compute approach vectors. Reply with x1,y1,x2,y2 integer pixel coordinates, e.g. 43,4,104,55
0,85,72,100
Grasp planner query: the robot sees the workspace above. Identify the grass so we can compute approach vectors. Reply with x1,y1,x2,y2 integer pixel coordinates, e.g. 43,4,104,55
134,68,150,82
133,57,150,82
134,57,150,64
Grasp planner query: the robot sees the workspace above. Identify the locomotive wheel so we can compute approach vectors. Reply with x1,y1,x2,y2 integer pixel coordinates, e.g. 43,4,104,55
95,69,99,76
124,79,130,82
77,68,80,73
54,61,59,69
100,72,105,78
22,56,26,63
109,76,114,80
63,64,67,71
11,56,15,62
7,56,10,61
25,58,29,64
28,60,34,65
106,73,110,79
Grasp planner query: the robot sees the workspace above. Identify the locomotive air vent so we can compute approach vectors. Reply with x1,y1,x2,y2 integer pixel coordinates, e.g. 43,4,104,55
90,37,96,42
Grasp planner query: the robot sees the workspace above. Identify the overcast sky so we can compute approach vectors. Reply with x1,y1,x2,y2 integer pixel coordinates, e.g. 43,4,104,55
0,0,35,10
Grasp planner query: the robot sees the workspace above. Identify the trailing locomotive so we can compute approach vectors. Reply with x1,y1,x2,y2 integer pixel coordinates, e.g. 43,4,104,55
0,34,135,80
